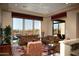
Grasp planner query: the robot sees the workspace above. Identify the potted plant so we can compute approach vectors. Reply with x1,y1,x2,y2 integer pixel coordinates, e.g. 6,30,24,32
0,27,3,45
4,25,11,44
0,25,12,55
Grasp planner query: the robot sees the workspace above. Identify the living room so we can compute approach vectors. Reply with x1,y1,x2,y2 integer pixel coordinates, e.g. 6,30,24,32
0,3,79,56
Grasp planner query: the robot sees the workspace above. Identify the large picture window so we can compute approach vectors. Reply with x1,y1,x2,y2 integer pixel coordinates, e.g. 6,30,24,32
12,18,41,37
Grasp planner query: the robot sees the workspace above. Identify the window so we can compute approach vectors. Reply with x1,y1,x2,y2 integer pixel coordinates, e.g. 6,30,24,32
13,18,23,35
53,23,59,36
34,20,41,36
12,18,41,37
53,20,65,37
24,19,33,30
24,19,33,35
13,18,23,30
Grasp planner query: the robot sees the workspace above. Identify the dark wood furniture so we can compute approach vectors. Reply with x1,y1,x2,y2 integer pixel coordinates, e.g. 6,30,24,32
0,44,12,56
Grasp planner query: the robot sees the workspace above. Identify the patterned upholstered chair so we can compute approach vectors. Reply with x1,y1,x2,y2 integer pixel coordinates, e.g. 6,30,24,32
26,41,43,56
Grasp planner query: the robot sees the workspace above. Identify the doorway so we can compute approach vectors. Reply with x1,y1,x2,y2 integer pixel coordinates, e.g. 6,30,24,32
52,20,65,40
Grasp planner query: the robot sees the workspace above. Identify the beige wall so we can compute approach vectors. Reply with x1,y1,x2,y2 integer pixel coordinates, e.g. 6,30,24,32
66,10,77,39
41,17,52,36
47,17,52,36
2,11,12,28
66,9,79,39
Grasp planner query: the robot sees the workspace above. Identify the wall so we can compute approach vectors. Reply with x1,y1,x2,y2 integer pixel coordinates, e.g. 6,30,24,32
2,11,12,28
65,11,77,39
41,17,52,36
47,17,52,35
66,9,79,39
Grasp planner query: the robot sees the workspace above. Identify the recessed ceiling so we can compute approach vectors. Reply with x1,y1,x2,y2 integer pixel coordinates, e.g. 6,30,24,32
8,3,76,14
0,3,79,16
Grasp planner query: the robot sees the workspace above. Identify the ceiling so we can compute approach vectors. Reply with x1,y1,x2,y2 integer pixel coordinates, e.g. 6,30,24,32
0,3,79,17
8,3,72,14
